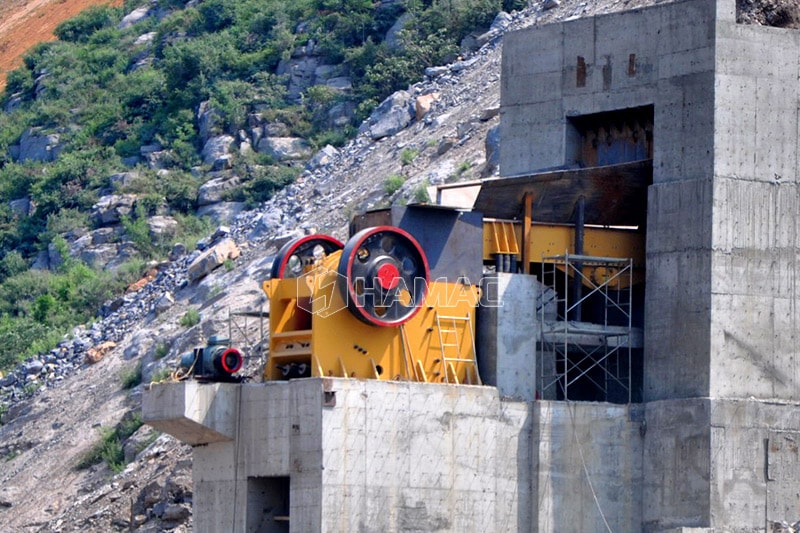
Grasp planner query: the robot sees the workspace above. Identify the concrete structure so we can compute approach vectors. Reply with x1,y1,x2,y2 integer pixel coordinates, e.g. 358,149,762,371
144,0,800,531
144,379,643,532
500,0,800,530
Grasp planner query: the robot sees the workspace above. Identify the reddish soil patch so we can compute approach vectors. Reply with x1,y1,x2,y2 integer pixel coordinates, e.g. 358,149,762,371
0,0,122,91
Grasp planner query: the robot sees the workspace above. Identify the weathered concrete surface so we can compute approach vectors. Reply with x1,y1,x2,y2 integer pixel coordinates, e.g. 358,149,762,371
501,0,800,403
643,398,800,532
142,381,238,444
533,401,644,532
477,273,541,401
143,380,643,532
710,19,800,400
498,1,800,529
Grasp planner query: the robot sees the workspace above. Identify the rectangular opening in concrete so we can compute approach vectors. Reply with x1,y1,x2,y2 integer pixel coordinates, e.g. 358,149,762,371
246,476,290,533
567,105,653,168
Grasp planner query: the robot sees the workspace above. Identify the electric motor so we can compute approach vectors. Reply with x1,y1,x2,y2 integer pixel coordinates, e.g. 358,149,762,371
178,335,243,382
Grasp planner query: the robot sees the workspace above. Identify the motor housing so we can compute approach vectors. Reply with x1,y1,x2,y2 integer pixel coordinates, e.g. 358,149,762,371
179,335,243,382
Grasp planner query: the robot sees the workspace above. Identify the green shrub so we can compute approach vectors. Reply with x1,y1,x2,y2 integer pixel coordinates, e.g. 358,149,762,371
54,6,120,43
75,412,143,472
120,362,143,389
154,343,169,359
121,206,155,259
412,181,431,204
180,308,201,327
382,174,405,195
150,368,173,384
400,147,419,166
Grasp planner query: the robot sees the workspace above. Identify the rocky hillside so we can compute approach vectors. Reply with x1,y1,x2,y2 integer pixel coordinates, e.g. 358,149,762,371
0,0,794,531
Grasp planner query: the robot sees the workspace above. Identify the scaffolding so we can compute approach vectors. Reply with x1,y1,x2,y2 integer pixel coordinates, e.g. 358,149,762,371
537,253,637,403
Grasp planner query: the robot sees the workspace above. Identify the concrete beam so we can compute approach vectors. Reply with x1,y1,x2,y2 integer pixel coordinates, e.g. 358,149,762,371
142,381,239,445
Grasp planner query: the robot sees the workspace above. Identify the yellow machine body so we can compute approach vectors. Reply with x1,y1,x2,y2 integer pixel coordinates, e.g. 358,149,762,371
263,251,481,384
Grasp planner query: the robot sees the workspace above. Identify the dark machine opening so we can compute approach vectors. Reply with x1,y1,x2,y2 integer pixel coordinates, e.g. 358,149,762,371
246,476,290,533
568,105,654,167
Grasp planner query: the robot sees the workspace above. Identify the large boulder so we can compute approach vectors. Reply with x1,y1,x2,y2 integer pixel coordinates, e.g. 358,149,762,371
17,129,63,163
80,243,121,268
8,197,33,217
147,216,179,240
256,137,312,161
197,176,241,206
186,238,241,282
92,194,138,226
197,202,247,225
415,92,440,120
108,171,142,190
197,101,223,144
305,145,338,170
327,101,356,128
277,56,319,101
385,13,412,49
201,135,236,168
69,227,119,258
360,90,415,140
118,5,151,29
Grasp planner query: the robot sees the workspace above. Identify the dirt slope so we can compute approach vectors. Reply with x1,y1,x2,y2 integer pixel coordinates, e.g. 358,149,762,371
0,0,122,90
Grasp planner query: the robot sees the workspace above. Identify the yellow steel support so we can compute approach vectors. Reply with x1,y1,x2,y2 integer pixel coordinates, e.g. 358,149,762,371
523,193,532,274
482,219,645,286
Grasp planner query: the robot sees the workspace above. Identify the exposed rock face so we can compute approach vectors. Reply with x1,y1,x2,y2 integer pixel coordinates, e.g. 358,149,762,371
16,128,63,162
118,5,151,29
92,194,138,226
148,216,179,240
306,145,339,170
415,92,441,120
201,135,236,166
278,55,320,100
197,202,247,225
186,238,241,282
483,124,501,177
197,101,223,144
256,136,312,161
360,90,415,140
197,176,241,206
385,12,412,49
8,197,33,217
108,171,142,190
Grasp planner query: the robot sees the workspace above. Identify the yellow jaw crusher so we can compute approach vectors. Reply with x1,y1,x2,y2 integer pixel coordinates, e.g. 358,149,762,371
262,224,482,385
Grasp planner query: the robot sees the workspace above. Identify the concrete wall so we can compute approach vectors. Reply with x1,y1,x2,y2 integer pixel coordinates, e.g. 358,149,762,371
144,380,644,532
501,0,800,402
533,402,644,532
318,380,532,532
710,21,800,400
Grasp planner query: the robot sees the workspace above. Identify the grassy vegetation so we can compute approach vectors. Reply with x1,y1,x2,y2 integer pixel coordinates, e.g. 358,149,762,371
75,412,144,473
383,174,405,195
400,147,419,166
412,181,431,203
119,362,143,389
150,367,173,384
179,308,200,327
0,0,526,373
154,343,169,359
